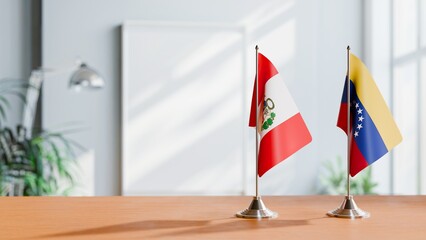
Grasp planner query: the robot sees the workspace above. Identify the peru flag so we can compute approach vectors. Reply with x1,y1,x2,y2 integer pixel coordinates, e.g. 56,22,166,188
249,53,312,177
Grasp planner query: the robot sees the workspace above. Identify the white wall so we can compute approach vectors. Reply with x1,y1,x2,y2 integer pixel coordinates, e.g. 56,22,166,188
42,0,363,195
364,0,393,194
0,0,31,127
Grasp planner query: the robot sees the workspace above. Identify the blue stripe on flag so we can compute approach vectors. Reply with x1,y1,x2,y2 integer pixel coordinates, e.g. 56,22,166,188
340,76,354,104
351,88,388,165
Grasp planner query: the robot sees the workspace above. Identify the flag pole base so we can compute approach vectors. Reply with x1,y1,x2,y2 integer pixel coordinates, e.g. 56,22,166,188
236,196,278,219
327,195,370,219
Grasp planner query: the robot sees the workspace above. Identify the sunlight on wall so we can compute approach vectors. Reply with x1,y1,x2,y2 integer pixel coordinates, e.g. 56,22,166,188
173,31,243,79
258,20,295,68
393,62,418,194
393,0,417,58
241,0,294,30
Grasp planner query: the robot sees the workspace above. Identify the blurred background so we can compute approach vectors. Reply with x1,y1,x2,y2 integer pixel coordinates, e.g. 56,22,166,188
0,0,424,196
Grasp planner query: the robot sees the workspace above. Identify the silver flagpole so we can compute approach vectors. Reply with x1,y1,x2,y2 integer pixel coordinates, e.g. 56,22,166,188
346,45,351,198
236,45,277,219
327,46,369,219
255,45,259,198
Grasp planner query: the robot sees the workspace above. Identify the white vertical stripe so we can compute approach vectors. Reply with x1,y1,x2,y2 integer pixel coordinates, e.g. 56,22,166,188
259,74,300,139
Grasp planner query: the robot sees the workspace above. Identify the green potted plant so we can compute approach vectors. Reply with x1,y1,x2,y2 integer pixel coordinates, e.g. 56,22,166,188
319,156,378,195
0,79,81,196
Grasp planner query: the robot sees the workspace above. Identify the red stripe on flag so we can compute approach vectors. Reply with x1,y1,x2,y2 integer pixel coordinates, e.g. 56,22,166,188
249,53,279,127
350,137,369,176
337,103,369,176
337,103,348,133
258,113,312,177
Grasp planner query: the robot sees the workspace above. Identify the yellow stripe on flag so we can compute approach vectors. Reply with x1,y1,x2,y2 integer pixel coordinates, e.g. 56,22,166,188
349,53,402,150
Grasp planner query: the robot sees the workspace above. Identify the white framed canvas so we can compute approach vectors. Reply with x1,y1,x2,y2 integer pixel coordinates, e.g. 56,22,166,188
121,21,249,195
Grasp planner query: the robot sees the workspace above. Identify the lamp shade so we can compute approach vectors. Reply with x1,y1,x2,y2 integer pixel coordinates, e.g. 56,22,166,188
69,63,104,90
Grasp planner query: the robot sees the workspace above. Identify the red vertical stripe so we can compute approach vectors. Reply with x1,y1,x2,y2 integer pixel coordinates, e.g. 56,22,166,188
258,113,312,177
249,53,279,127
350,138,369,176
337,103,349,133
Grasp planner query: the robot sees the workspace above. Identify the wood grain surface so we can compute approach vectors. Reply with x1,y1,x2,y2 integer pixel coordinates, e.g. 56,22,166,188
0,196,425,239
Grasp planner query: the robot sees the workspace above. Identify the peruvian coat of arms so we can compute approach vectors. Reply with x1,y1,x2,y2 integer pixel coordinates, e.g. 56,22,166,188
258,97,276,132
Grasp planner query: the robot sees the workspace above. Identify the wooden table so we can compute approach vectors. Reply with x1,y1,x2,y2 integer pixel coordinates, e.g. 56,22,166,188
1,196,425,239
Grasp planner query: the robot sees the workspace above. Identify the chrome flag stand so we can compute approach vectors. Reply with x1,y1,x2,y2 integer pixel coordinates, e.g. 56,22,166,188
236,45,277,219
327,46,369,219
236,196,277,218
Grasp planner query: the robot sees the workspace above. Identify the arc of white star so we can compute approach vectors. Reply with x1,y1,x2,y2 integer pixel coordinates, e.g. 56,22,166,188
357,108,363,114
355,103,359,108
358,116,364,122
357,124,363,130
354,131,359,137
